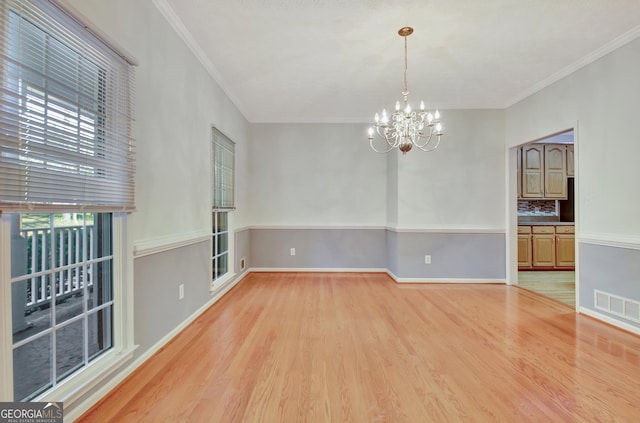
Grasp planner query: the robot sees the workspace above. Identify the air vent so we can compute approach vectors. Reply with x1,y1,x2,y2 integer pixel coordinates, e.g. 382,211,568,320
594,290,640,323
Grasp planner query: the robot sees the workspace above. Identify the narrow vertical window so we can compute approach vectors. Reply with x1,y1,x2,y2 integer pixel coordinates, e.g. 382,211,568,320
211,128,234,286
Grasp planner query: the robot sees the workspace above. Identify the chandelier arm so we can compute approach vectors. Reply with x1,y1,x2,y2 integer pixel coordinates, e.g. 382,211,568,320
415,135,442,152
369,138,397,154
375,126,400,148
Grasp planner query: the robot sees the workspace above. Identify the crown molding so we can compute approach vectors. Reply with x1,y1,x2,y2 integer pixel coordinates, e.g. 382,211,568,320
505,24,640,108
151,0,250,120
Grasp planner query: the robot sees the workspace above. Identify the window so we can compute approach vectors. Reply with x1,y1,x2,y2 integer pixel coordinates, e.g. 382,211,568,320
0,0,134,404
10,213,113,401
211,128,234,286
212,211,228,282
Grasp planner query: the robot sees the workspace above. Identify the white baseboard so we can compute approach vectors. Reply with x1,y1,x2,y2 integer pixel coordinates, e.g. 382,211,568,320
250,267,388,273
386,270,505,284
249,268,505,284
66,271,248,422
579,307,640,336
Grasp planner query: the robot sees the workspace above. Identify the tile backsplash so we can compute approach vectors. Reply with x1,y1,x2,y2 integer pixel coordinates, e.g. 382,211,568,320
518,200,558,216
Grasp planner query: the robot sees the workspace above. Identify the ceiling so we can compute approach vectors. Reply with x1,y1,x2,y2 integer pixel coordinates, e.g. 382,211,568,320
158,0,640,123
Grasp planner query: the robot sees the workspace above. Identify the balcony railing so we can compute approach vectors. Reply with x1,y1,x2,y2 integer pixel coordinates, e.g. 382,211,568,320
19,224,94,314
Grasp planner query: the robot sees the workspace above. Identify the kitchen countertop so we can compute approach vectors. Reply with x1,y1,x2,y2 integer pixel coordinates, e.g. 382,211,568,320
518,221,575,226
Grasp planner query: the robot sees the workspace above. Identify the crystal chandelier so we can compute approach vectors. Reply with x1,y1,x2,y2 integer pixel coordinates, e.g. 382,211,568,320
367,27,443,155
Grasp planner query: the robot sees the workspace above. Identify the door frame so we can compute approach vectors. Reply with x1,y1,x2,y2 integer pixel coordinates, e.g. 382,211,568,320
505,123,580,311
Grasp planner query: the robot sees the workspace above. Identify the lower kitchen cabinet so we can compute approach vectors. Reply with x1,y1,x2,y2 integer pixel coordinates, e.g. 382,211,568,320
518,224,575,270
532,227,556,268
517,226,532,268
555,226,576,268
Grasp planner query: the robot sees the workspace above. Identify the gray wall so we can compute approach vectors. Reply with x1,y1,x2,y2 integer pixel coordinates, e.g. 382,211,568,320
580,243,640,330
133,241,211,356
248,228,505,281
250,228,387,270
395,231,505,280
235,228,251,273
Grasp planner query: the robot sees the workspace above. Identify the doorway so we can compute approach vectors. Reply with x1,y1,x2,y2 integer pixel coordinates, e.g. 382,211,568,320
512,129,577,308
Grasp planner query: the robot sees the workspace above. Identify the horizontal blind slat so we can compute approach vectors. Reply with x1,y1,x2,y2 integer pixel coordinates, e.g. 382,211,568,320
0,0,135,213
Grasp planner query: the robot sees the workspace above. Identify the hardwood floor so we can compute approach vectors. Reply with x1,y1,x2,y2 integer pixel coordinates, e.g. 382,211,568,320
518,271,576,307
78,272,640,422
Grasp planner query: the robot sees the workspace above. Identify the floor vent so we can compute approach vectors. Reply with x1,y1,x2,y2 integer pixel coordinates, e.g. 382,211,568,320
594,290,640,323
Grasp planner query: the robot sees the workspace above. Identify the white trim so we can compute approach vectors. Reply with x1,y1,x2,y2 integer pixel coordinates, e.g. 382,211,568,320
250,267,388,273
578,234,640,251
0,215,13,400
249,268,504,284
505,25,640,108
579,307,640,337
210,271,236,294
65,270,248,422
247,225,505,233
133,230,212,257
386,270,505,284
250,225,386,231
386,225,505,234
36,346,136,406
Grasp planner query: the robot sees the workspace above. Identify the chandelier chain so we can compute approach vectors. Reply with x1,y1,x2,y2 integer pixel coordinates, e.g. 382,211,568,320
403,34,408,96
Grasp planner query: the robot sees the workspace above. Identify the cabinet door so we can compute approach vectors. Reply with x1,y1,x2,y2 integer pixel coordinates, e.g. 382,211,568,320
517,234,532,268
532,234,555,268
544,144,567,198
522,145,544,198
566,145,574,177
556,234,575,268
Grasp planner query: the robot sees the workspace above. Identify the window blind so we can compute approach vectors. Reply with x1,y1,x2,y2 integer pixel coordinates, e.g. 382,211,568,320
0,0,135,213
211,127,234,209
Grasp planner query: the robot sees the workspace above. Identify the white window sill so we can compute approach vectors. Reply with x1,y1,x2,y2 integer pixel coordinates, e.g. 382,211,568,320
36,345,137,407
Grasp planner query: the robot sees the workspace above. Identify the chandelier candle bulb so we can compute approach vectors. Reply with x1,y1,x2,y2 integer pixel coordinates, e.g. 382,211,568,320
367,26,444,155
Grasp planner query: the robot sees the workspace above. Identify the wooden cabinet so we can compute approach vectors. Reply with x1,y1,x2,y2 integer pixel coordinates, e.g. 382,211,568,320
544,145,567,198
518,143,568,199
566,145,574,177
521,145,544,198
517,226,532,268
555,225,575,268
517,148,522,199
532,226,556,268
518,224,575,270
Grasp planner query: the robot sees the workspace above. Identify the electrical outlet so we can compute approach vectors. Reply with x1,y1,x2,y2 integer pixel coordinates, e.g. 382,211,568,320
424,255,431,265
290,248,296,256
240,257,246,270
179,284,184,300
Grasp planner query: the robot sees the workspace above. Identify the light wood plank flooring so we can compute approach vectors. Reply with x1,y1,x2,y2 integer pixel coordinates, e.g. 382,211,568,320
79,272,640,422
518,271,575,307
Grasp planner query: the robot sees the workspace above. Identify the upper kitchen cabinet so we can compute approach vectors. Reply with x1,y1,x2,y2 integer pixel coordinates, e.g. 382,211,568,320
518,143,568,199
544,144,567,198
521,144,544,198
566,144,574,177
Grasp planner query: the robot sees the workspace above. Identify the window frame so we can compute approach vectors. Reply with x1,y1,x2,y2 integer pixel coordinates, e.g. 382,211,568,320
210,127,235,291
0,212,135,404
0,0,136,406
